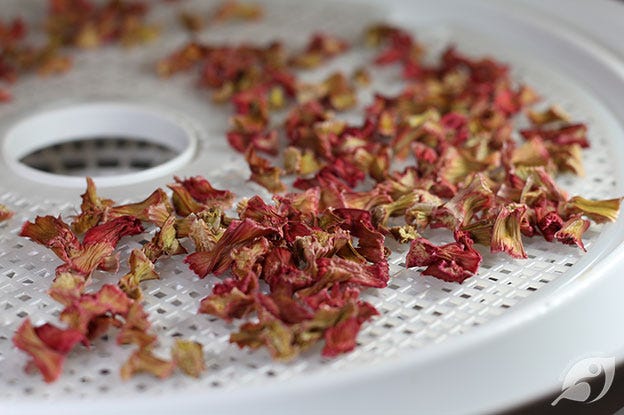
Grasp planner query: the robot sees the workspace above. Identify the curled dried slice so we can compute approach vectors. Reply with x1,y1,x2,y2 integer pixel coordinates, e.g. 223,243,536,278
491,203,528,259
60,284,133,335
121,348,175,380
212,0,263,23
109,188,174,227
290,33,349,69
171,340,206,378
554,216,590,251
12,320,85,383
245,147,286,193
564,196,622,224
185,218,276,277
142,215,186,262
198,274,258,321
406,232,482,283
118,249,159,300
72,177,115,233
0,203,14,222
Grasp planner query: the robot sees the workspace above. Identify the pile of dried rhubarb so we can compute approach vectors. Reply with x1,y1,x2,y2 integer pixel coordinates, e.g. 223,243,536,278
9,2,622,383
0,0,157,103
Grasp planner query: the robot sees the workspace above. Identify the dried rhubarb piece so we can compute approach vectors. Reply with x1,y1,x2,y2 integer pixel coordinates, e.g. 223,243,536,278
255,291,311,326
564,196,622,223
157,42,207,77
372,193,418,228
245,147,286,193
82,215,143,247
290,33,349,69
284,100,332,153
238,196,288,235
0,87,12,103
262,248,314,292
48,271,87,306
333,208,387,263
406,232,482,283
298,72,357,111
340,187,393,212
510,137,553,171
276,188,322,219
0,203,14,221
117,302,157,348
20,214,130,277
73,178,172,230
516,167,569,206
491,203,528,259
60,284,133,335
178,11,205,33
521,123,589,148
184,210,226,252
0,17,26,48
306,257,389,294
388,224,420,243
20,215,81,263
207,235,265,288
185,218,276,277
283,146,324,176
431,174,494,230
109,188,173,227
171,340,206,378
322,316,360,358
41,216,144,276
108,300,166,380
169,176,234,215
61,242,118,276
142,215,186,262
352,67,371,87
547,142,584,176
534,206,563,242
227,88,281,154
72,177,115,233
36,48,73,76
554,215,590,251
198,275,257,321
436,146,495,186
527,105,570,126
228,129,279,155
308,158,367,190
310,297,377,357
118,249,159,300
212,0,263,23
366,24,424,78
230,308,298,361
121,348,175,380
13,320,85,383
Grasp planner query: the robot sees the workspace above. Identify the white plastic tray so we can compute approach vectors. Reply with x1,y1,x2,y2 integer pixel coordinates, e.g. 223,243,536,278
2,1,624,414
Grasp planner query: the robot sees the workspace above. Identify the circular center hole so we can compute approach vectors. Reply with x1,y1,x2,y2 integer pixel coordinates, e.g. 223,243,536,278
2,103,197,188
20,137,179,177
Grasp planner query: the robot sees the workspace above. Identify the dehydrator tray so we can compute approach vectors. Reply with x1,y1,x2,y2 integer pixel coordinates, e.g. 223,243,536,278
2,0,624,414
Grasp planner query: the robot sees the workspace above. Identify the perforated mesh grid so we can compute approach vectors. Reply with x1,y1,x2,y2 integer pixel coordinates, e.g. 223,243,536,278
20,138,179,177
0,0,622,404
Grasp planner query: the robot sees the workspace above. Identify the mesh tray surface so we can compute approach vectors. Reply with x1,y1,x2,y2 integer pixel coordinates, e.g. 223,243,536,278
1,0,623,412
